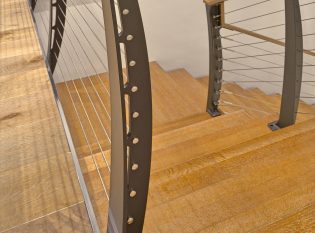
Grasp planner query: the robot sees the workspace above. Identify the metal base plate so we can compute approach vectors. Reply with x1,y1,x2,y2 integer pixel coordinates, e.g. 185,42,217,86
207,108,222,117
268,121,281,131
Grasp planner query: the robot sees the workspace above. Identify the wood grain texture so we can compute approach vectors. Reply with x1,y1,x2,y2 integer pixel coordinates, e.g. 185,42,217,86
0,68,51,100
0,88,57,130
82,113,315,233
0,150,83,231
2,0,315,231
153,112,211,136
149,113,275,180
144,121,315,232
150,62,207,126
58,61,315,233
0,54,45,76
0,0,91,231
198,76,315,121
256,203,315,232
4,202,93,233
152,111,249,152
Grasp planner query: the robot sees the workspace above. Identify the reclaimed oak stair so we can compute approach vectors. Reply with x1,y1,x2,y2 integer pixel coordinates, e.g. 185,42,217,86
3,0,315,231
57,64,315,232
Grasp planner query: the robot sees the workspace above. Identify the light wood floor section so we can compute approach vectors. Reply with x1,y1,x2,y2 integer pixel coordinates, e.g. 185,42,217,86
2,0,315,231
60,63,315,232
0,0,92,232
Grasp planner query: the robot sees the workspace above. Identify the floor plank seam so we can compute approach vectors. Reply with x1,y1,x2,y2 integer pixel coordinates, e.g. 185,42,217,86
0,201,85,233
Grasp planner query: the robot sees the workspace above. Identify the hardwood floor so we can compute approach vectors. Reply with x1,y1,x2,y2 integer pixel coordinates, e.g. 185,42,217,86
0,0,92,232
2,0,315,232
55,61,315,232
4,202,92,233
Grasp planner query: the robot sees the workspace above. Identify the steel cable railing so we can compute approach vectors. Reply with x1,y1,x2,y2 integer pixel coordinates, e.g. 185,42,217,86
32,1,109,231
204,0,315,129
30,0,152,232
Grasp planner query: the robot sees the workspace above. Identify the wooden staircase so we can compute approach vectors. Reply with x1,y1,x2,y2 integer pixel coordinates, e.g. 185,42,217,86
3,0,315,231
56,62,315,232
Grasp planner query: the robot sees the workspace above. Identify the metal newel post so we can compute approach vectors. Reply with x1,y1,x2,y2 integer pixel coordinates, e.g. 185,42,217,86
205,1,224,117
268,0,303,130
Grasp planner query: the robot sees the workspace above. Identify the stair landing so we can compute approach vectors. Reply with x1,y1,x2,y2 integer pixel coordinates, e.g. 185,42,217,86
0,0,92,232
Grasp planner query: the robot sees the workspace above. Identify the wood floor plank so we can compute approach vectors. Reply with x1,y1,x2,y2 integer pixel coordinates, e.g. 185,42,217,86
0,117,68,172
0,150,83,231
0,27,36,43
152,111,249,152
148,118,315,207
0,37,41,59
81,167,110,231
153,112,211,136
150,62,206,127
2,0,315,231
150,114,273,173
167,69,208,111
0,0,92,231
0,1,34,30
144,127,315,232
4,202,93,233
0,87,57,130
0,68,50,100
256,203,315,233
0,54,45,77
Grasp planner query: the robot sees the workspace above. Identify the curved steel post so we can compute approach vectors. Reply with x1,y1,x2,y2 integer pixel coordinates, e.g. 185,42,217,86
48,0,67,74
205,3,223,117
102,0,152,232
268,0,303,130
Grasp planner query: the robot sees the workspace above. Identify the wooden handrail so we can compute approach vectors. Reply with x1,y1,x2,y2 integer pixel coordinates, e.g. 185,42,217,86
203,0,225,6
222,23,315,57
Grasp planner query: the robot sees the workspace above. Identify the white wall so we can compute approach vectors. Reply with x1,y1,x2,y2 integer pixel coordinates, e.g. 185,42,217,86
139,0,209,77
34,0,315,104
139,0,315,104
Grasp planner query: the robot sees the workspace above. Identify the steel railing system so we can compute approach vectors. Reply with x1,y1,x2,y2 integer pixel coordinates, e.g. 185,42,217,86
204,0,315,130
29,0,152,232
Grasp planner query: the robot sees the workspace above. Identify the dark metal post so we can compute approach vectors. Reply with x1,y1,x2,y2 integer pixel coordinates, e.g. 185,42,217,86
47,0,67,74
205,3,223,117
102,0,152,232
119,0,152,232
268,0,303,130
30,0,37,11
102,1,128,231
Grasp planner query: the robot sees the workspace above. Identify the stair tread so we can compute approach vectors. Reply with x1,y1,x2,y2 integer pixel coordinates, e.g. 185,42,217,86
54,61,315,233
198,77,315,121
245,88,315,122
56,63,212,159
150,62,207,127
79,111,253,174
80,115,315,233
255,203,315,232
78,112,275,231
153,112,212,136
80,110,277,175
167,68,208,107
150,117,315,190
152,110,250,152
144,118,315,232
197,77,275,117
151,112,276,173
